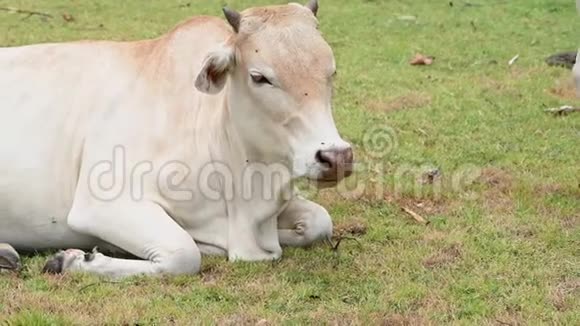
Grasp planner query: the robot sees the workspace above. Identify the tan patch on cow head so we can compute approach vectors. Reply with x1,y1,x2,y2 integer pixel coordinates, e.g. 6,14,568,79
124,16,234,95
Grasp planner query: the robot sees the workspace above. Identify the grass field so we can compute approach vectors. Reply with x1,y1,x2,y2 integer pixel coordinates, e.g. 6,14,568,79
1,0,579,324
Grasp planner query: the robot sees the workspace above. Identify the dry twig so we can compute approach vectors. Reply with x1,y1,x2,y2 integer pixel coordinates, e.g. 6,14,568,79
0,7,53,19
330,236,362,268
508,54,519,66
544,105,580,116
401,206,430,225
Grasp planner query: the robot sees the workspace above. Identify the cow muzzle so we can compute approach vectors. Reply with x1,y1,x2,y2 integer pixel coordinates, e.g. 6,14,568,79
315,147,354,183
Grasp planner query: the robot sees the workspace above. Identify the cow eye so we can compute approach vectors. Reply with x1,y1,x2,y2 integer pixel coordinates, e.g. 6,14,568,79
250,73,272,86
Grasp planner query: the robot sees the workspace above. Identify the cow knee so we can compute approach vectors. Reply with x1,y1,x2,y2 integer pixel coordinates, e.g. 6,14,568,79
302,205,333,244
155,244,202,275
284,204,332,247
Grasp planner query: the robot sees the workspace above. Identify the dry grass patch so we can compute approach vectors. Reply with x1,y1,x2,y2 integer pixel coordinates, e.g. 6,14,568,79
3,289,113,324
560,214,580,231
365,92,432,113
533,182,580,200
507,225,535,239
548,77,578,100
422,244,462,269
508,66,545,80
385,193,456,216
422,230,448,243
533,182,566,197
379,313,430,326
550,278,580,311
333,219,368,238
321,314,361,326
218,314,270,326
492,313,525,326
477,168,515,214
200,265,226,285
478,76,514,93
478,168,513,193
309,308,362,325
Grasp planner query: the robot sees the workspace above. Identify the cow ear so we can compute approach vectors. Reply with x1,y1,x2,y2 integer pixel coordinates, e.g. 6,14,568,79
305,0,319,16
195,46,235,94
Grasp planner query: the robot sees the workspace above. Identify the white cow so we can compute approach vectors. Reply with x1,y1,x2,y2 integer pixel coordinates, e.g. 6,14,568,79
0,0,354,277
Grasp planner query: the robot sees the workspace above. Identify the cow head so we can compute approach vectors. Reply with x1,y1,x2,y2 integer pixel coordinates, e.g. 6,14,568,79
195,0,353,186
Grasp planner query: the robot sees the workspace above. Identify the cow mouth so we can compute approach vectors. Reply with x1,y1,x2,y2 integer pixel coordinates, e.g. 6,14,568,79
311,179,340,189
309,167,353,188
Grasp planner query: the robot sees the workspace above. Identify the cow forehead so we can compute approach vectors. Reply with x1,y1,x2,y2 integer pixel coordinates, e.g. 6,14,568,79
240,4,317,31
236,6,335,85
243,27,333,68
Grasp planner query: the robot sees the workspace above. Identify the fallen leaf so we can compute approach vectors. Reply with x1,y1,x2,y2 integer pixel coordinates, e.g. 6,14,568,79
62,13,74,22
508,54,519,66
410,53,434,66
397,15,417,22
401,206,430,225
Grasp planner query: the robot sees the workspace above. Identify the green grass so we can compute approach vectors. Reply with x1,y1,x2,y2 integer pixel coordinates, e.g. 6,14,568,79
1,0,579,324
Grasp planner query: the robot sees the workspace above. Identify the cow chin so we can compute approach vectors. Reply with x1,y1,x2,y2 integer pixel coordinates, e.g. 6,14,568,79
311,179,340,189
308,171,352,189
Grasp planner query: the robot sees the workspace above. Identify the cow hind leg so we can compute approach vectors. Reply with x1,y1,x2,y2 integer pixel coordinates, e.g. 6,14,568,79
0,243,21,271
43,201,201,278
278,196,333,248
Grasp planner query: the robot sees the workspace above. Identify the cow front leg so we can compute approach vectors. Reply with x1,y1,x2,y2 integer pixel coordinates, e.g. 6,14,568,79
43,201,201,278
0,243,20,271
277,196,333,247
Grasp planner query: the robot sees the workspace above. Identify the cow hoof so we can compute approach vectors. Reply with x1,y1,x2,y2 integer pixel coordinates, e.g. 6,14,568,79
0,243,21,271
42,249,85,274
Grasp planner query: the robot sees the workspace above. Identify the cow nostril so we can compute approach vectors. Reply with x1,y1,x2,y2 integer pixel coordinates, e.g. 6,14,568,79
315,150,333,169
